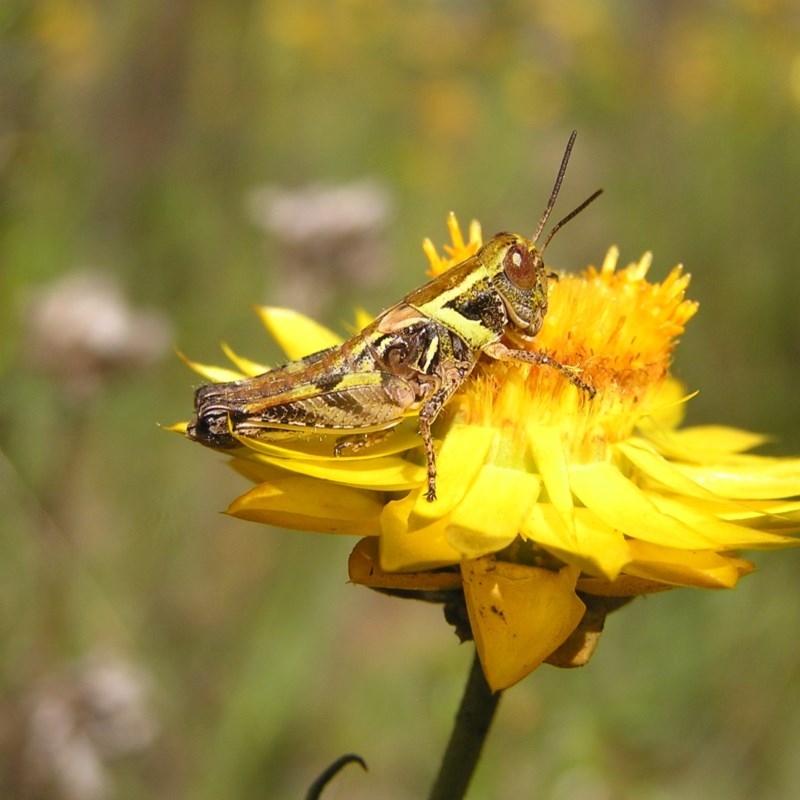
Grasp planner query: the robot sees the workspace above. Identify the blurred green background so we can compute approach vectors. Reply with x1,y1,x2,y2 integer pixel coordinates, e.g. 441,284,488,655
2,0,799,798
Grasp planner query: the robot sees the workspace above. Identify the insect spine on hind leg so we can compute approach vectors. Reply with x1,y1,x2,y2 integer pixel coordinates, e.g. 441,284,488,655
187,131,602,502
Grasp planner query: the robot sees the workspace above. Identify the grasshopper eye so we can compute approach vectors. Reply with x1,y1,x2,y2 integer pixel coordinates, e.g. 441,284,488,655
502,244,538,291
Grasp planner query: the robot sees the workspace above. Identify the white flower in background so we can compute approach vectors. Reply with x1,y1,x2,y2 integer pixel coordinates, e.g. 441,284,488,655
247,179,393,315
23,270,171,396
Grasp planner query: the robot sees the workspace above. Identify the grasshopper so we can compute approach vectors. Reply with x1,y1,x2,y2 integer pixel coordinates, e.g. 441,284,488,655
187,131,601,501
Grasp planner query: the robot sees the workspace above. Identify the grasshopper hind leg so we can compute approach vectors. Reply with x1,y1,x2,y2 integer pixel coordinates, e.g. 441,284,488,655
417,372,471,502
418,413,438,502
333,429,397,458
336,416,438,501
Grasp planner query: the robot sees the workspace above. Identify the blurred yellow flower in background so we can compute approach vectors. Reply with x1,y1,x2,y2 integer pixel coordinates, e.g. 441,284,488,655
179,215,800,691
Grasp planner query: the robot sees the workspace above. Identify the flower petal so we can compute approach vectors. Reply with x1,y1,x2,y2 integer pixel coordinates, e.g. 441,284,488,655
462,558,585,691
641,423,773,462
673,460,800,500
233,421,422,462
654,496,800,528
617,439,721,499
624,540,753,589
568,461,716,549
718,499,800,529
377,427,500,570
523,504,630,579
638,376,693,430
227,471,384,535
228,457,281,484
667,425,773,455
269,454,425,491
219,342,269,376
255,306,343,359
528,424,576,528
177,351,245,383
351,308,374,332
380,495,463,571
348,537,462,592
233,437,425,491
408,423,498,521
445,465,541,559
643,490,800,549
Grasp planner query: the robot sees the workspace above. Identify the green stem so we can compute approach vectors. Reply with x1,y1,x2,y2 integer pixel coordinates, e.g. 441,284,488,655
428,649,502,800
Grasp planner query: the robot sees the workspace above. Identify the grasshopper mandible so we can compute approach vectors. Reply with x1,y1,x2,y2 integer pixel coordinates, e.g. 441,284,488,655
188,131,601,501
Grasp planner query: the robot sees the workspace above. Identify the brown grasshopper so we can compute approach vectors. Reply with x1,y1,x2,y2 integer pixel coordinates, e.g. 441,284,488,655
187,131,601,501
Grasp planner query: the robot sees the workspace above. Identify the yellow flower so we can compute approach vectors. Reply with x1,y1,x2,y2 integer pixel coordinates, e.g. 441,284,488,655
179,214,800,691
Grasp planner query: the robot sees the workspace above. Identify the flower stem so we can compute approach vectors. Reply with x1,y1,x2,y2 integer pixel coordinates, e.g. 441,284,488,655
305,753,367,800
428,649,502,800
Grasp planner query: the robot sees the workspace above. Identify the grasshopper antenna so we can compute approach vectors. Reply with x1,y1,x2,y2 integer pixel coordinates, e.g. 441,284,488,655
530,130,603,253
531,130,578,246
540,187,603,254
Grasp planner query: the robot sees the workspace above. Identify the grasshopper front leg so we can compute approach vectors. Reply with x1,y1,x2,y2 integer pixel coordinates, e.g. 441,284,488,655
483,341,596,398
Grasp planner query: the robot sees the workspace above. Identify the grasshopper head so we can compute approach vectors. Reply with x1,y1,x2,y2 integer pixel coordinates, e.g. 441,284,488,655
485,234,550,337
187,383,242,448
